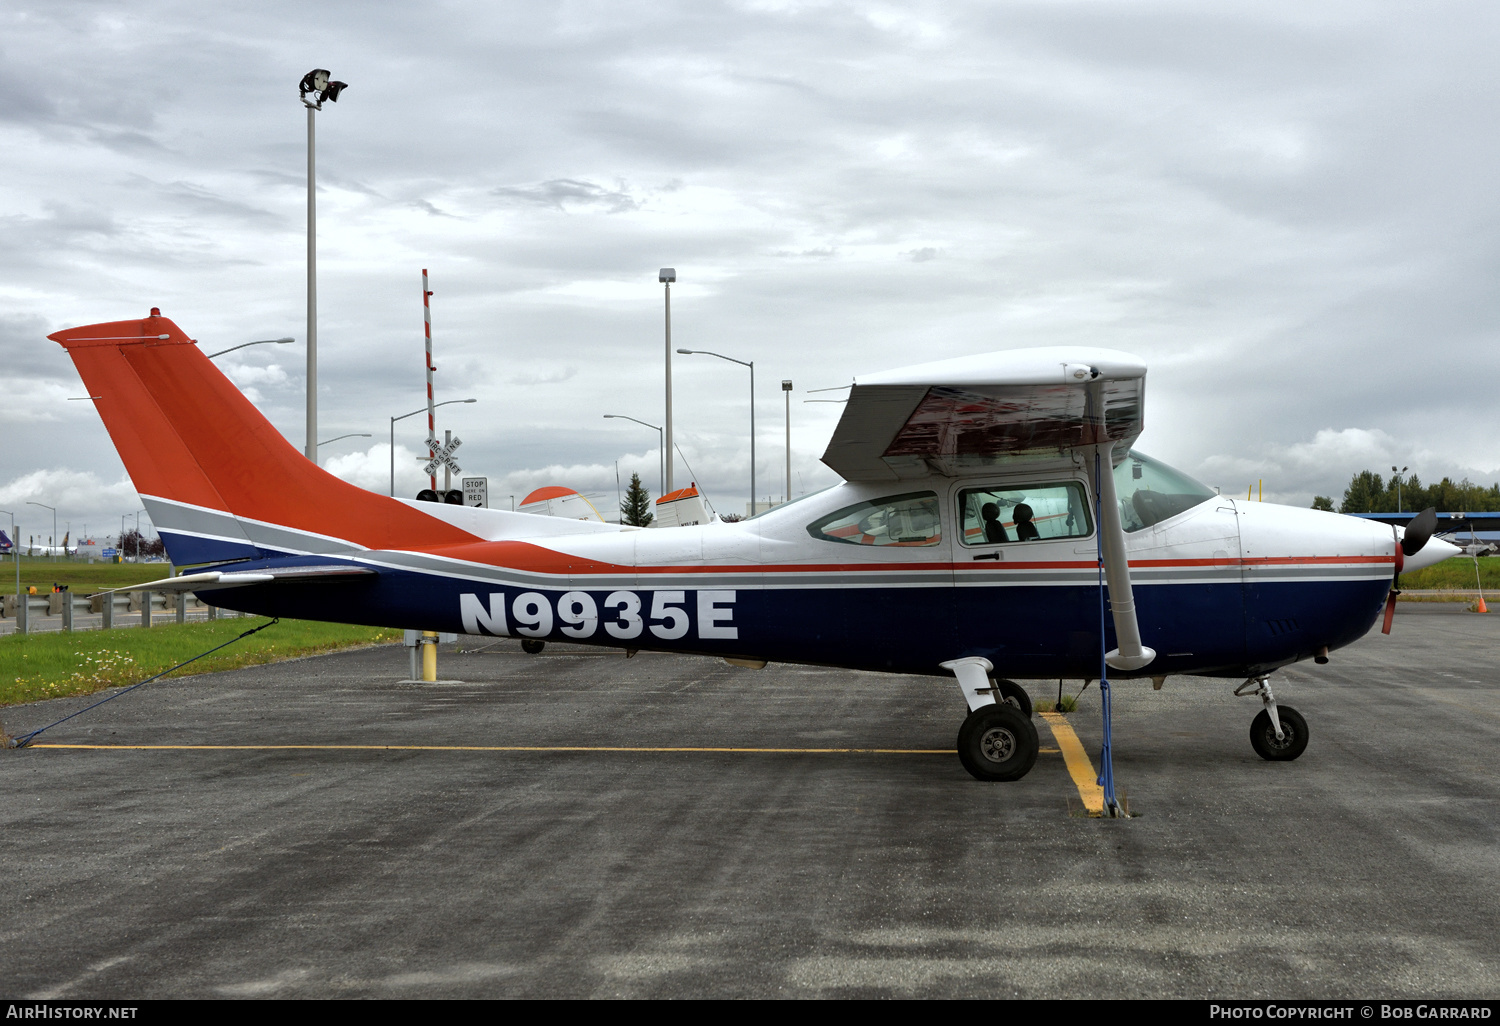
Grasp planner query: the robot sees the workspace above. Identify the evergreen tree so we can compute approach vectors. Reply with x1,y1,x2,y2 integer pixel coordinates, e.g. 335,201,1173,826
1311,496,1334,512
621,472,654,527
1339,470,1385,513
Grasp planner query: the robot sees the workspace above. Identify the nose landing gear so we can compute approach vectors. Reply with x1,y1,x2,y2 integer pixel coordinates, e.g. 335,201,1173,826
1236,675,1309,761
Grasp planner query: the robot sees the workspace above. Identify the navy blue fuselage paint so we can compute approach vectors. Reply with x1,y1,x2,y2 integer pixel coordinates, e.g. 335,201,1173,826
198,555,1390,681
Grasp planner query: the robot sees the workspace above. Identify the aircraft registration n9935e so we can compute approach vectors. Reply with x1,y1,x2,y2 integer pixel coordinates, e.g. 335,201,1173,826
49,311,1459,807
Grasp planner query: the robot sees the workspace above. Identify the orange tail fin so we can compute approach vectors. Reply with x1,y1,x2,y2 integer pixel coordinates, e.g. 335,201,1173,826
51,310,477,565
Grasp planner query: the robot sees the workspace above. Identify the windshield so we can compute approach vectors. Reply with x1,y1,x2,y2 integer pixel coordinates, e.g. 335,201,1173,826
1113,450,1217,532
741,484,837,522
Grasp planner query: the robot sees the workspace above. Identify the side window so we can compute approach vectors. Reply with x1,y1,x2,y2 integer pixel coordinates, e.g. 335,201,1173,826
808,492,942,547
958,482,1092,546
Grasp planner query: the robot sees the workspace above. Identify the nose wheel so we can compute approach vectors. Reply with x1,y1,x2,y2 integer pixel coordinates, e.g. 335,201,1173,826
1250,706,1308,761
957,704,1039,781
1237,675,1309,761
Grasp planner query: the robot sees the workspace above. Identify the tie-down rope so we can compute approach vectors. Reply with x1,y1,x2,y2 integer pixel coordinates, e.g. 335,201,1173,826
7,618,280,749
1093,451,1123,817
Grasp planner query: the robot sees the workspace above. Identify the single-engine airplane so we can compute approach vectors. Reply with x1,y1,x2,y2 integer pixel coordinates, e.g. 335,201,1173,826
50,310,1460,796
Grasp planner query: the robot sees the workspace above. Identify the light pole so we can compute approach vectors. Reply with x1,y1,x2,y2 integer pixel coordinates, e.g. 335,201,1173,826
603,415,664,497
136,509,147,560
318,433,372,450
1391,465,1409,513
782,379,793,505
0,509,16,607
391,399,475,496
27,502,55,562
679,348,754,515
300,69,349,464
206,337,295,359
660,268,675,492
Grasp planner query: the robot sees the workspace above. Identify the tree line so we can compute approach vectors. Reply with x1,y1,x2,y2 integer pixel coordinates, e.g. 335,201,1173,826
1314,471,1500,514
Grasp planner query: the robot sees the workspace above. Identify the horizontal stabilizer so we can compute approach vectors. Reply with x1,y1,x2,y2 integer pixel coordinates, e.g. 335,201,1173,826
103,565,377,593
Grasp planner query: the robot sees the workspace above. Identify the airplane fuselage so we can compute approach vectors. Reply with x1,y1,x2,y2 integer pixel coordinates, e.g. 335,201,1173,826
194,466,1397,682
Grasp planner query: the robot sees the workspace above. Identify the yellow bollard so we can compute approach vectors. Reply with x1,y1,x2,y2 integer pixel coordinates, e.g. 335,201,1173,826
421,631,438,682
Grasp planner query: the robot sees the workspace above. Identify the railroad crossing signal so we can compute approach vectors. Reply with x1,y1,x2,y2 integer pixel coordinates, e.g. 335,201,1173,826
423,434,462,478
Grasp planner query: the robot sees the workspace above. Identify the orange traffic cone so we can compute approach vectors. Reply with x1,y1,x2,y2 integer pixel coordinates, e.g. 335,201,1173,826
1477,594,1489,613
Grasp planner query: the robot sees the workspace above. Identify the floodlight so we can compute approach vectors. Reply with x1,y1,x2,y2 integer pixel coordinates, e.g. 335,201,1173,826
299,69,348,109
782,380,792,391
659,268,676,283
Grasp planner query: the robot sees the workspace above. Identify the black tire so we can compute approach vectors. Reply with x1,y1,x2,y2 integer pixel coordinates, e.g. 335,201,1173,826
1250,706,1308,761
520,639,546,655
957,703,1039,781
992,678,1033,718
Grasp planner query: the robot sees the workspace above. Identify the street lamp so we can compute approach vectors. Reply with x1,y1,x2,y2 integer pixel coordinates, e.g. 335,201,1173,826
603,415,664,497
135,509,147,561
678,348,754,515
206,337,295,359
26,501,55,562
660,268,675,492
0,508,17,607
300,68,349,464
782,379,793,505
391,399,475,496
1391,465,1409,513
318,432,372,448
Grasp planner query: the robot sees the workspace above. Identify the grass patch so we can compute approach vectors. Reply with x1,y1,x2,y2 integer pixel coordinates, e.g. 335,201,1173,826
1,618,400,707
1400,558,1500,591
3,556,170,597
1035,694,1079,713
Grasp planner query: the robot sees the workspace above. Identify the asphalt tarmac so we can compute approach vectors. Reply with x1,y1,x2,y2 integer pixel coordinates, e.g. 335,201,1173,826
2,604,1497,999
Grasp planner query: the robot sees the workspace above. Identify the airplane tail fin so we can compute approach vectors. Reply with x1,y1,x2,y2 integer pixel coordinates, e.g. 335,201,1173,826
50,310,479,566
0,529,11,551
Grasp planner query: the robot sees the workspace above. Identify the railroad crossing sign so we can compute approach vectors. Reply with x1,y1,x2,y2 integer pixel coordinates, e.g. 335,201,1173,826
423,434,462,478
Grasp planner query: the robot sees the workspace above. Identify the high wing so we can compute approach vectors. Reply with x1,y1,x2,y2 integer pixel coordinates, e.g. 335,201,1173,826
821,346,1155,671
820,347,1147,482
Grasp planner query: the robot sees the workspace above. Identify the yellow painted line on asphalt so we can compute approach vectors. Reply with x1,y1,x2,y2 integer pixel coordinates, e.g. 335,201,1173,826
1038,711,1104,815
32,743,1063,756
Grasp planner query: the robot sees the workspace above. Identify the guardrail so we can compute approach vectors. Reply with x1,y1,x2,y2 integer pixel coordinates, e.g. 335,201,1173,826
2,591,248,635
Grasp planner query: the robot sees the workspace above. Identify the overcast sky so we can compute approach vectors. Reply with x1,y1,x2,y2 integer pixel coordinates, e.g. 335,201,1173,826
3,0,1497,541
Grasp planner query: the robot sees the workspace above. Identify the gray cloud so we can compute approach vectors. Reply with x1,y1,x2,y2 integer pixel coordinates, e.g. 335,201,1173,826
3,0,1500,528
493,178,642,213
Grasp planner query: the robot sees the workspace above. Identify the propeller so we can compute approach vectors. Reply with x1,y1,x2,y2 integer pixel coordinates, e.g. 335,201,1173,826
1401,507,1438,557
1382,507,1437,634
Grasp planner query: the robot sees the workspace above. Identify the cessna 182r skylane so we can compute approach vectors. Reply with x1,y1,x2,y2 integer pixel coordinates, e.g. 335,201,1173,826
50,311,1458,789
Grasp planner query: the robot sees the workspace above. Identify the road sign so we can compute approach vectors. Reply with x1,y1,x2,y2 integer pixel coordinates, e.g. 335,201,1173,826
462,476,488,508
423,434,462,478
101,548,117,557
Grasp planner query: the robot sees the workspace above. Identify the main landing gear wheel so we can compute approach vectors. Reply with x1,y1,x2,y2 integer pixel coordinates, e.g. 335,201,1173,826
992,678,1032,718
520,639,546,655
1250,706,1308,761
957,703,1039,781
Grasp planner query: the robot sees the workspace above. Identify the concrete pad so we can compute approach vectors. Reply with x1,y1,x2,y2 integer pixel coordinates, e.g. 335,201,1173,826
2,606,1498,998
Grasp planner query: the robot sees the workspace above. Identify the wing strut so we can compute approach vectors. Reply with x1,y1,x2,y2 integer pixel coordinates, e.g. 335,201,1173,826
1087,382,1155,673
1086,379,1155,819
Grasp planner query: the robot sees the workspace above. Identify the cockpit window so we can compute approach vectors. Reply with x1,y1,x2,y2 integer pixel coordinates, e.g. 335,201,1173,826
958,482,1092,546
808,491,942,547
1114,450,1217,532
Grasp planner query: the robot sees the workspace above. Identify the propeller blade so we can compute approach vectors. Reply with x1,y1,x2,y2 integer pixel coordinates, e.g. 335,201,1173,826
1401,507,1438,557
